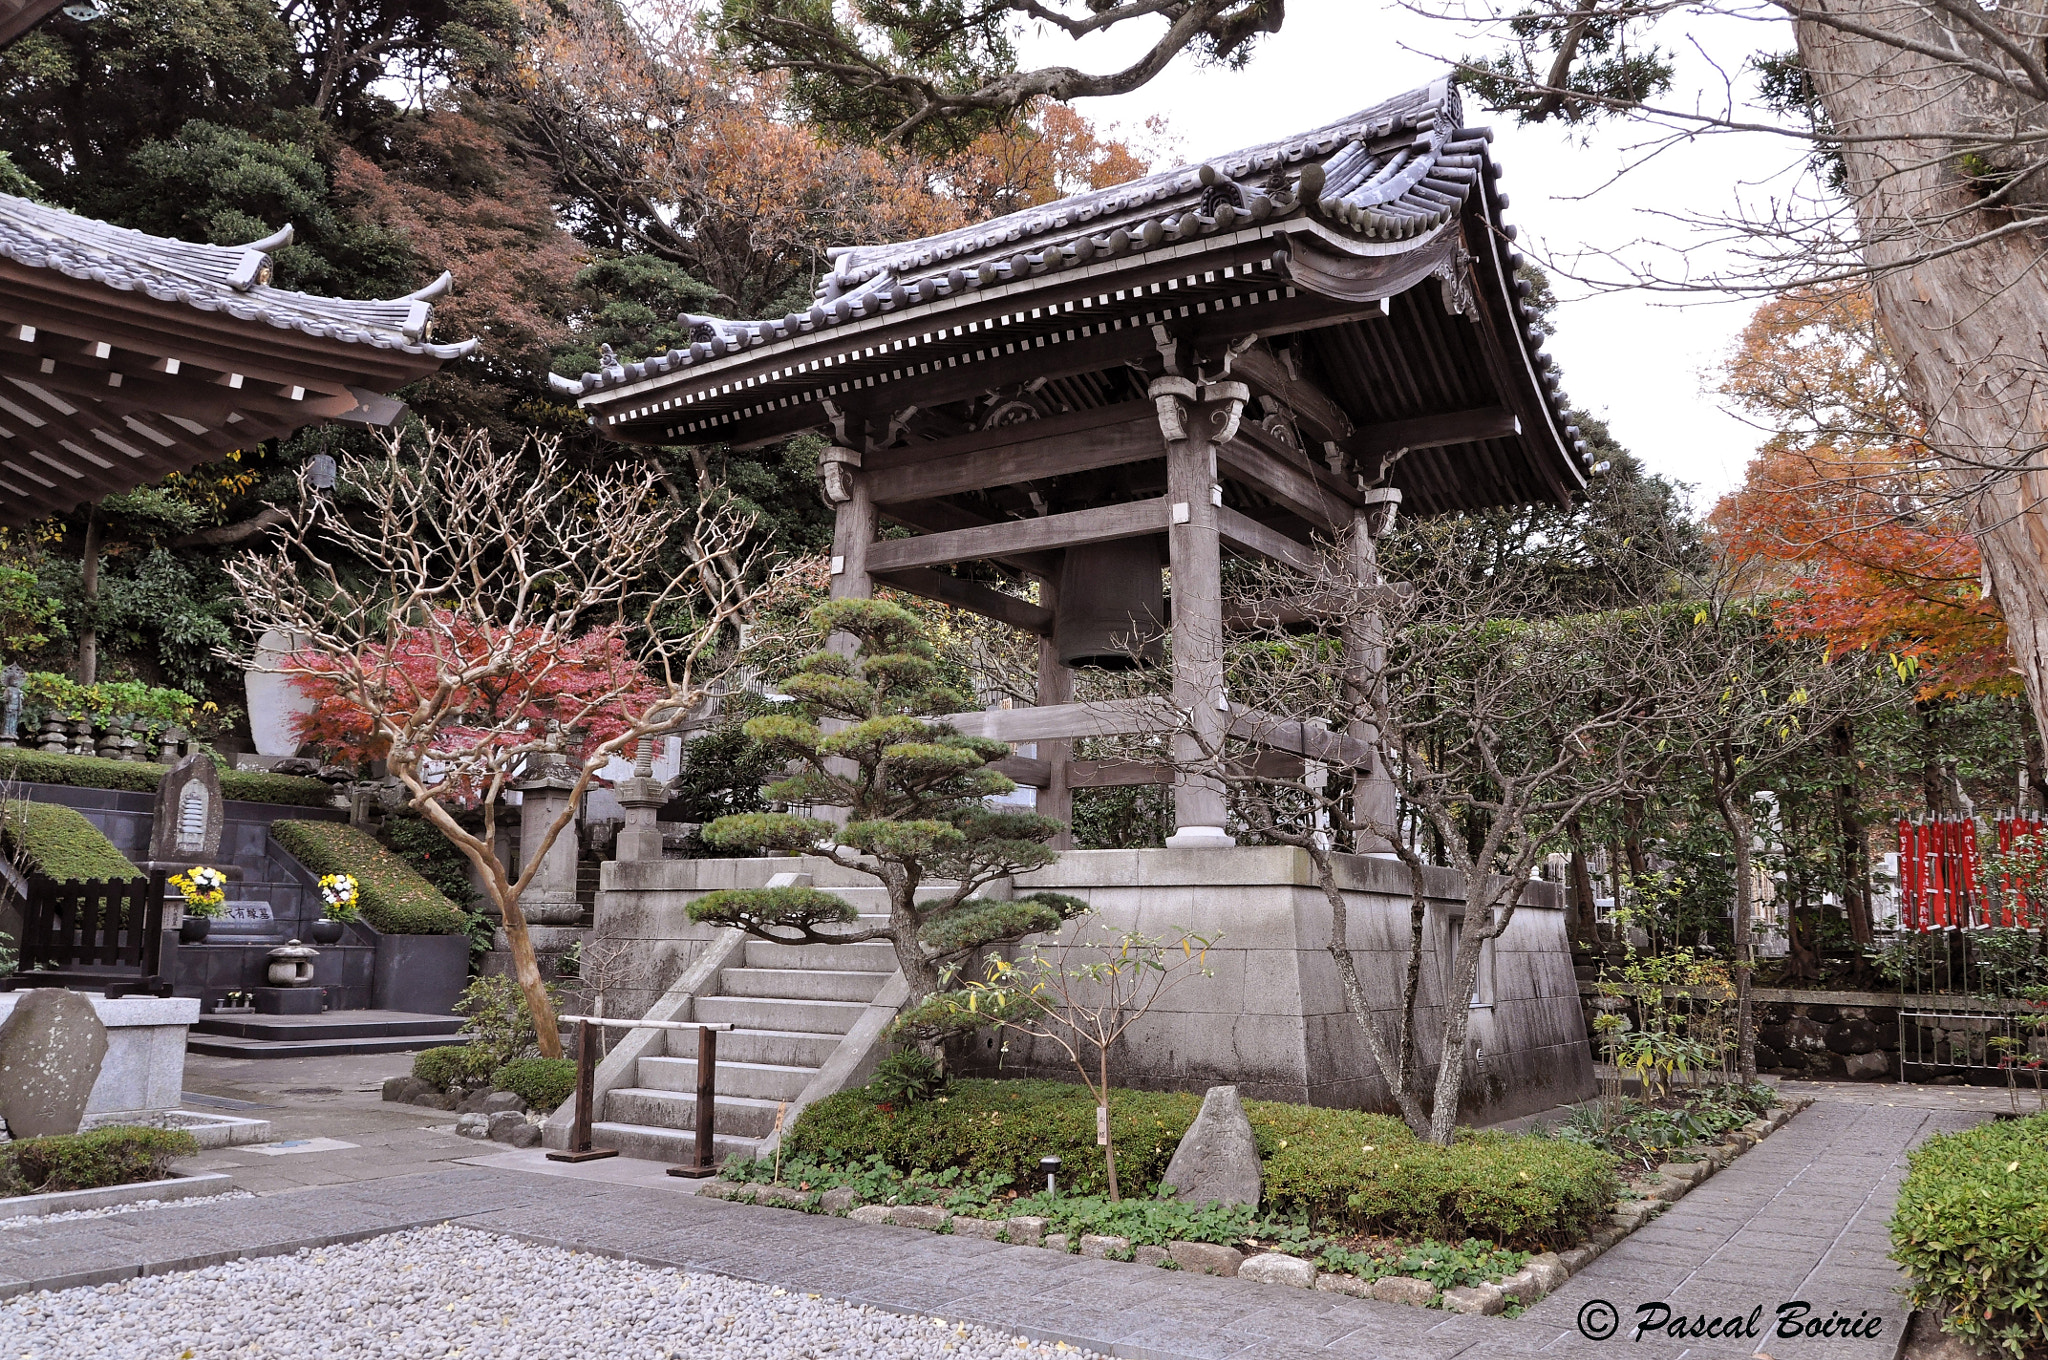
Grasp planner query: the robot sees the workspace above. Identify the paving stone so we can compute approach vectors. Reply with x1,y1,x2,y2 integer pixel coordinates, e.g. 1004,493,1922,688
951,1216,1006,1240
1238,1253,1315,1288
847,1204,889,1225
1168,1241,1244,1276
885,1204,949,1230
1043,1233,1071,1254
1315,1272,1374,1298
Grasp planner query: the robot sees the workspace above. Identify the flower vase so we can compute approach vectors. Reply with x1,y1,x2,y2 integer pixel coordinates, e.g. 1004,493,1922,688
310,918,345,945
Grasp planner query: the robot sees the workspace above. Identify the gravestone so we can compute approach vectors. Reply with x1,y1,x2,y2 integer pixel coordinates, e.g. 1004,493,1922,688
245,629,316,758
149,752,222,863
1161,1085,1262,1209
0,989,109,1138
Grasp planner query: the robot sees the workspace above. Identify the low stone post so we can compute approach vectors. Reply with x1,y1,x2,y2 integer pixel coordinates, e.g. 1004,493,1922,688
613,735,668,862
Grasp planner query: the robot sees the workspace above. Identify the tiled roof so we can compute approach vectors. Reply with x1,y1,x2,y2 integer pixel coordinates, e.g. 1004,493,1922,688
554,77,1497,399
0,192,476,361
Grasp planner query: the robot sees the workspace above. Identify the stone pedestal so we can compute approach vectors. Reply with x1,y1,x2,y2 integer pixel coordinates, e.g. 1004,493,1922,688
255,986,324,1015
613,775,668,863
0,992,197,1120
514,766,581,925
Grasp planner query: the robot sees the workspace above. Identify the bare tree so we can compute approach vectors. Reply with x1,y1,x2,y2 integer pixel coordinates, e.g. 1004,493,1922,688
1182,522,1678,1144
226,427,772,1059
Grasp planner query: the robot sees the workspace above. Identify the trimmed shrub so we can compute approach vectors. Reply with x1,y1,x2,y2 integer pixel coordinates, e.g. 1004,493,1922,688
785,1078,1618,1247
0,749,332,806
270,821,463,934
1,800,140,882
494,1057,576,1111
0,1125,199,1197
412,1045,488,1091
377,810,479,906
1891,1112,2048,1358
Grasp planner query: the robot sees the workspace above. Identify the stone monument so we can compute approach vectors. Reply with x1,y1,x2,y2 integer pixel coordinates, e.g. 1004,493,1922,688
0,663,23,749
244,628,317,758
512,751,582,924
1161,1085,1262,1209
149,753,224,864
0,989,109,1138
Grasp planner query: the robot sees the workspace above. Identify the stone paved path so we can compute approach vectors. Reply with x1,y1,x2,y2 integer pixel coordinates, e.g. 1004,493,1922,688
0,1097,1986,1360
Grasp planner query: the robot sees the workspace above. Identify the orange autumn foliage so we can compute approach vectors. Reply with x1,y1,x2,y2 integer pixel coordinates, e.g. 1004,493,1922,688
1713,284,2012,699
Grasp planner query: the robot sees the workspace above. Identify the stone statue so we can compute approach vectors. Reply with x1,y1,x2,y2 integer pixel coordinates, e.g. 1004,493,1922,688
0,664,23,748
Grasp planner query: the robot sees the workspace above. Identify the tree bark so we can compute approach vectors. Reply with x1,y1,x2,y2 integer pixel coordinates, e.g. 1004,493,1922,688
1568,817,1600,947
1833,718,1876,947
1799,2,2048,746
1314,849,1434,1136
75,510,99,687
1427,912,1492,1145
1711,758,1759,1082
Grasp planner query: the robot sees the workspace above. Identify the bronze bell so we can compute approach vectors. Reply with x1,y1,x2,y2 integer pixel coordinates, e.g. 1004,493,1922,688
1055,537,1167,669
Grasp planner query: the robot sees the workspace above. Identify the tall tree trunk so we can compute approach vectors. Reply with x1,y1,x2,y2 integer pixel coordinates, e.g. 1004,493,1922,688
1568,817,1601,947
1713,765,1759,1083
1427,913,1491,1145
1833,718,1876,948
76,510,99,687
1799,4,2048,746
1315,850,1434,1137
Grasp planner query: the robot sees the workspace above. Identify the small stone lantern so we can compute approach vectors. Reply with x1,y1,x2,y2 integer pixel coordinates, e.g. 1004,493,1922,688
266,939,319,987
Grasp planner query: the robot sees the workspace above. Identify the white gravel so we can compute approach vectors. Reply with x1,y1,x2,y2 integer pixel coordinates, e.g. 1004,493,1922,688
0,1224,1113,1359
0,1189,255,1233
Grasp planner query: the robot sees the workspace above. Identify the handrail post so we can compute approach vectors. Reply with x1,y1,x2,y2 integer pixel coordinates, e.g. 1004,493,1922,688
546,1016,618,1163
667,1024,720,1178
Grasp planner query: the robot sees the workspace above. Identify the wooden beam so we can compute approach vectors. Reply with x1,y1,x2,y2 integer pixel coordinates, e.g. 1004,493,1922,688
937,698,1177,743
1351,406,1519,456
882,500,1059,580
1068,759,1174,788
874,567,1053,635
1231,345,1353,445
868,498,1171,574
1226,707,1375,769
1217,437,1352,536
865,407,1160,505
1216,505,1320,576
989,755,1052,787
868,399,1153,472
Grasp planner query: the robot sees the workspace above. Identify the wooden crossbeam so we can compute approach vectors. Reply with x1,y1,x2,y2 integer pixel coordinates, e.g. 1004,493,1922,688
867,498,1172,574
937,698,1177,743
1351,406,1519,456
989,755,1053,787
1226,707,1374,769
1217,436,1352,536
873,567,1053,635
1002,752,1310,791
1216,505,1319,576
1232,346,1354,445
865,404,1160,505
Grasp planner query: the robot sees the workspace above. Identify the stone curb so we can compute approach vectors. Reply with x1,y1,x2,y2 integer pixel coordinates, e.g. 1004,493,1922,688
699,1095,1815,1315
0,1170,238,1220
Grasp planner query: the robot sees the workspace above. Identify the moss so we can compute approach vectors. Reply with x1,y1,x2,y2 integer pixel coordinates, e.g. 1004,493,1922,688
0,1125,199,1197
1,800,141,883
0,749,332,807
270,821,463,935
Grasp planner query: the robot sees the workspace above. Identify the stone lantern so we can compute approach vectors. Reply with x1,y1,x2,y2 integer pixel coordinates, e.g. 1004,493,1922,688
265,940,319,987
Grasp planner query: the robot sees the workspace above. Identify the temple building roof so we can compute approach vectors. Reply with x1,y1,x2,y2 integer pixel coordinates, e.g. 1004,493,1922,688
0,0,64,49
553,76,1588,518
0,191,475,526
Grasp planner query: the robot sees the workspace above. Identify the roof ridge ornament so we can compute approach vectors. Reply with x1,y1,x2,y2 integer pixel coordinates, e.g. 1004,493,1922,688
400,270,453,302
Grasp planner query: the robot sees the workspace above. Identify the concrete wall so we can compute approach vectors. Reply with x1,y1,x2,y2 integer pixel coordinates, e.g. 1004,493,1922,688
592,847,1593,1126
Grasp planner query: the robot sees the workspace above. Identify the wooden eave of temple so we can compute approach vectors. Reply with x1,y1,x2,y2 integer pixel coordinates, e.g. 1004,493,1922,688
554,77,1588,532
0,192,478,527
0,0,63,49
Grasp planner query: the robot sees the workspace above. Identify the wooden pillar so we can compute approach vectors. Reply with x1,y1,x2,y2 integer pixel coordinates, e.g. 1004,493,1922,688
1156,379,1243,848
1345,489,1402,856
1036,569,1074,849
818,447,873,826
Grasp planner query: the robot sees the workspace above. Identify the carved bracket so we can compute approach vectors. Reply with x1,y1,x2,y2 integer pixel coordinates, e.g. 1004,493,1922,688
820,444,862,505
1149,375,1198,441
1433,245,1479,322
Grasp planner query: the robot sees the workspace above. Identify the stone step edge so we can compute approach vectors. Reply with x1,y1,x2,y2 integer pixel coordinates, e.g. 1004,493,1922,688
694,1094,1817,1317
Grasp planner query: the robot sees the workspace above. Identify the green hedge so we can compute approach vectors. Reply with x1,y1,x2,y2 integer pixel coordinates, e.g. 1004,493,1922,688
0,749,333,806
786,1078,1618,1248
412,1044,489,1091
271,821,464,935
0,1125,199,1197
1892,1112,2048,1358
494,1058,576,1111
1,800,140,882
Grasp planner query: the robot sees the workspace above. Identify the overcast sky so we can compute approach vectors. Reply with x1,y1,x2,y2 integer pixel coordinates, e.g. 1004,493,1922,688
1015,3,1808,513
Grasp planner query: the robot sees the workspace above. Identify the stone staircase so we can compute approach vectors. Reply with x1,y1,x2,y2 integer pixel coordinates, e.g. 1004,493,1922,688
586,878,919,1163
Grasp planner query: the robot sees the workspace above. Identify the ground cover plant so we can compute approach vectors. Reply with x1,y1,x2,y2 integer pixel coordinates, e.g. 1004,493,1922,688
0,1126,198,1197
0,800,140,882
1548,1083,1781,1176
0,749,333,806
270,821,464,935
1890,1111,2048,1359
780,1077,1617,1248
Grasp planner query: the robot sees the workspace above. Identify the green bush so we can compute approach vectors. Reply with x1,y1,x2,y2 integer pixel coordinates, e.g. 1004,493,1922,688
494,1057,576,1111
0,749,332,806
1892,1112,2048,1358
0,1125,199,1196
785,1078,1618,1247
377,810,479,906
1,800,140,882
411,1045,489,1092
270,821,463,935
455,973,561,1070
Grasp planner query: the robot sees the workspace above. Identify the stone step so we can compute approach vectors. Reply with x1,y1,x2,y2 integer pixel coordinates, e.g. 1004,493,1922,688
687,1027,845,1067
693,995,868,1035
717,968,888,1004
637,1055,813,1101
586,1120,760,1165
193,1011,465,1042
185,1031,467,1059
604,1087,789,1138
742,940,896,972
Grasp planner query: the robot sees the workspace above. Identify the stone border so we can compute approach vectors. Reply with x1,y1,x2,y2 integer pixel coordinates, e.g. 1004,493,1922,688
700,1096,1815,1316
0,1170,237,1219
81,1110,273,1150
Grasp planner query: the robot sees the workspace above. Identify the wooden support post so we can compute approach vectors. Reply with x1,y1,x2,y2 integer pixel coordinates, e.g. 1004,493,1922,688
1157,377,1241,848
1345,490,1402,856
546,1017,619,1163
818,447,874,826
1036,570,1074,850
666,1026,721,1178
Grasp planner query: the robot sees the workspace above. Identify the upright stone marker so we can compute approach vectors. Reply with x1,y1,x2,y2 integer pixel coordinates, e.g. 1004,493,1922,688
1162,1084,1262,1209
0,989,109,1138
245,629,317,758
149,752,223,862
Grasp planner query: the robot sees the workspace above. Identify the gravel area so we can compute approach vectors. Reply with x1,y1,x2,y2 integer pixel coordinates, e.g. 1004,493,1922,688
0,1189,255,1233
1,1224,1114,1359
